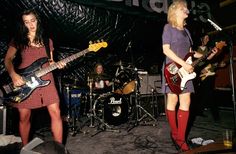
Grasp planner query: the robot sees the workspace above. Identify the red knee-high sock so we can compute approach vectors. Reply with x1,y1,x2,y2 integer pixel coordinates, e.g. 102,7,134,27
177,109,190,150
166,110,178,139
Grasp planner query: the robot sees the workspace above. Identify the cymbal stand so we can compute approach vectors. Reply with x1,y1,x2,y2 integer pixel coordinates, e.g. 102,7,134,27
64,86,80,136
91,108,120,137
64,86,71,121
128,69,157,132
88,77,95,128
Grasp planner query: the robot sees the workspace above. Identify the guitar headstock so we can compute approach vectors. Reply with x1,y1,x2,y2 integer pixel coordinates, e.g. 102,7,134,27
88,40,108,52
215,41,227,50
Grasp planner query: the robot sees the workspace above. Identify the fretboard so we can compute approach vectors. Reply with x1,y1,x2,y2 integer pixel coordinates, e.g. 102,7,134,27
35,48,89,77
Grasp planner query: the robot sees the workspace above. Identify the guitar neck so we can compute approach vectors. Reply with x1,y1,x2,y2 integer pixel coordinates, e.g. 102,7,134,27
192,51,212,68
36,48,89,77
192,41,227,68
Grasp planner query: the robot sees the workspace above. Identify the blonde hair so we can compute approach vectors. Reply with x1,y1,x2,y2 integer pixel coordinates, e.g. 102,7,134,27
167,0,187,28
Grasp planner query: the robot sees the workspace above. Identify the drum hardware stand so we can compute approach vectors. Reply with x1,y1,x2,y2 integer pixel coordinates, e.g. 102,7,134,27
150,87,159,118
90,103,120,137
87,77,95,128
86,77,120,136
64,86,84,136
127,71,158,132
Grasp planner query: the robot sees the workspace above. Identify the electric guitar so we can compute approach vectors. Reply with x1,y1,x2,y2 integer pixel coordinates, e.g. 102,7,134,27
199,63,218,81
200,57,236,81
2,41,108,103
164,41,226,94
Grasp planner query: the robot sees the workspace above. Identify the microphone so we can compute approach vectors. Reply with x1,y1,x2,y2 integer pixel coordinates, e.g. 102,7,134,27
125,41,132,52
207,19,222,31
128,41,132,47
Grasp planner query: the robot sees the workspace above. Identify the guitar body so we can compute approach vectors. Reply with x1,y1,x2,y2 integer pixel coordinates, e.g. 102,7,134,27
164,52,196,94
3,57,51,102
199,64,216,81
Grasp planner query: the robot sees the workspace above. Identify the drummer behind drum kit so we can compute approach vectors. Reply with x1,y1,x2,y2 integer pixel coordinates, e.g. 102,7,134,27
61,62,158,136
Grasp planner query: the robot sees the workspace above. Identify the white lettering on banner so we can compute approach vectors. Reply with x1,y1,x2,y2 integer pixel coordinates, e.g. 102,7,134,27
106,0,168,13
149,0,168,13
105,0,212,22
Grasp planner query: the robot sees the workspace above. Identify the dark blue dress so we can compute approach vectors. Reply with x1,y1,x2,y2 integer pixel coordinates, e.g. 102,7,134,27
161,24,195,94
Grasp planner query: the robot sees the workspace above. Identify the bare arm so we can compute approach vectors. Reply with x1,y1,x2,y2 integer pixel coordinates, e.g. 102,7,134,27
48,39,66,68
4,46,25,86
193,51,203,58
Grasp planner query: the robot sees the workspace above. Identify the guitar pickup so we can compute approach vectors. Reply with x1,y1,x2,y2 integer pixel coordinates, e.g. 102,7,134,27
167,63,179,75
170,75,178,84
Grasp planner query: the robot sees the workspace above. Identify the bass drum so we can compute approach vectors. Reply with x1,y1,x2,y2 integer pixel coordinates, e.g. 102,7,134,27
93,93,129,126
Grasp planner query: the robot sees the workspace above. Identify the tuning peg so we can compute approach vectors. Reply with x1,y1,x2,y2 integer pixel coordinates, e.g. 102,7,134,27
89,41,93,44
97,40,101,43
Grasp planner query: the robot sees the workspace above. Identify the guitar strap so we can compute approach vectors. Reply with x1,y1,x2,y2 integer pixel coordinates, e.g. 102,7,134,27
184,28,193,46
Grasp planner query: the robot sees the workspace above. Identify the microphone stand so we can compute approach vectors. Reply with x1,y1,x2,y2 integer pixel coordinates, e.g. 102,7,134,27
207,19,236,128
228,40,236,127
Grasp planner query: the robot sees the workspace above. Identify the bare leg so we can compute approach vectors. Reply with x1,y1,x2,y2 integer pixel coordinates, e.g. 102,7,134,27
47,103,63,143
18,108,31,146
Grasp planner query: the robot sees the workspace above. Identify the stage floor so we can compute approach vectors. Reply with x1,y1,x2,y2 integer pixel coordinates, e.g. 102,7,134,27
0,106,235,154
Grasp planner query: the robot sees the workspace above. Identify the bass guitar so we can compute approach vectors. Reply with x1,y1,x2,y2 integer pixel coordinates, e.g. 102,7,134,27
2,41,108,103
164,41,226,94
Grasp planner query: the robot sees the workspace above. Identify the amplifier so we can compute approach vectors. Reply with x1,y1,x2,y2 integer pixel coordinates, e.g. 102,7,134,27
139,74,162,94
0,105,7,135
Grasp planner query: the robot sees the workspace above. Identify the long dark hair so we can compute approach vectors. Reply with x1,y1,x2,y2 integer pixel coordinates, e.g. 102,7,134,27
13,9,44,50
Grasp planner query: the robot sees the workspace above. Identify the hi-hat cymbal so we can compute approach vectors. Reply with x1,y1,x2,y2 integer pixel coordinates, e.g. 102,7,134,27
114,61,132,66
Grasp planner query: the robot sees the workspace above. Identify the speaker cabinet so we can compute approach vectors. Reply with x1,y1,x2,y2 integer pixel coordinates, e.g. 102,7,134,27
0,105,7,135
139,74,162,94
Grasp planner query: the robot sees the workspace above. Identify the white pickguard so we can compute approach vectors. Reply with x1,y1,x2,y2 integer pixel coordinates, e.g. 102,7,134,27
177,56,196,90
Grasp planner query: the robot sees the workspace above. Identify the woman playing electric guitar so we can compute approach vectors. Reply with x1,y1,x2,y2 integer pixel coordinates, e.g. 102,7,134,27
161,1,218,152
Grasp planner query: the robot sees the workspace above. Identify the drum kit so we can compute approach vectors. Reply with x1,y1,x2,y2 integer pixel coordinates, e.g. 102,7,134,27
61,62,157,135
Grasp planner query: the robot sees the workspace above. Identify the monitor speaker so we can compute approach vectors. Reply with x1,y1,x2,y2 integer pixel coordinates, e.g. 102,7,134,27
20,137,69,154
20,137,44,154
